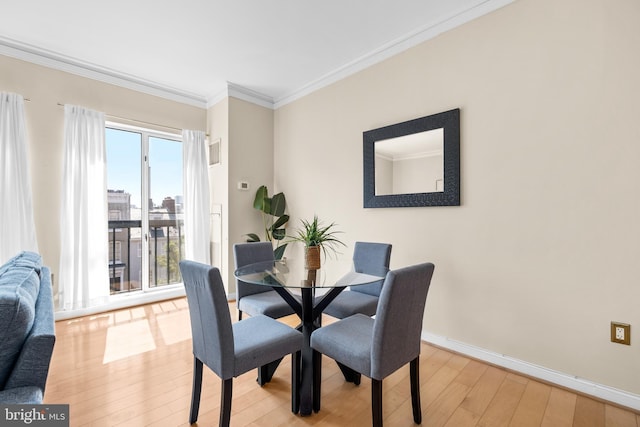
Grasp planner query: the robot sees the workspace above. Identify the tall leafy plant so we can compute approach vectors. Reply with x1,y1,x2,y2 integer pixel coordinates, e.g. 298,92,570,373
245,185,289,260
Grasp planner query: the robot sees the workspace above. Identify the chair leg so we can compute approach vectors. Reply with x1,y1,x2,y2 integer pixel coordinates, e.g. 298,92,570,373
220,378,233,427
238,310,243,321
292,351,301,414
372,378,383,427
313,350,322,412
337,361,361,385
189,357,203,424
410,357,422,424
258,357,283,385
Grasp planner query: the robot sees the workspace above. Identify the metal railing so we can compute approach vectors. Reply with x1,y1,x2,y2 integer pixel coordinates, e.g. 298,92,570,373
108,219,184,294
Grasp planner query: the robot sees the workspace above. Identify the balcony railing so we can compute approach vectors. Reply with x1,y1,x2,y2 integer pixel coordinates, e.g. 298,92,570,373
108,219,185,294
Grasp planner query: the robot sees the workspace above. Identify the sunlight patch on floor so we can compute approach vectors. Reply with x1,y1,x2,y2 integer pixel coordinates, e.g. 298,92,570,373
156,310,191,345
113,306,146,324
103,319,156,363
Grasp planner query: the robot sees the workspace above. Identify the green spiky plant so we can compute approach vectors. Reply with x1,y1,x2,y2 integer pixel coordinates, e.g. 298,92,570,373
289,215,346,259
245,185,289,260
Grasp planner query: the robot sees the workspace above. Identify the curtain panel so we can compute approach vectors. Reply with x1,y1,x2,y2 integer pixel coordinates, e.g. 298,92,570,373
0,92,39,264
59,105,109,310
182,129,211,264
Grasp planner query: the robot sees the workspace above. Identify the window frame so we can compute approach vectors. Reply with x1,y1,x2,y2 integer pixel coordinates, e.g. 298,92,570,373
105,121,183,297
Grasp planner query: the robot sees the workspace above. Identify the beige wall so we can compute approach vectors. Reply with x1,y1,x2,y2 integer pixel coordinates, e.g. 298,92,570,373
275,0,640,395
210,97,274,292
207,97,230,288
0,55,206,300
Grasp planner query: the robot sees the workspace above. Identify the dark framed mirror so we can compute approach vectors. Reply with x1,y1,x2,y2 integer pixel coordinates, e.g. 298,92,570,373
363,108,460,208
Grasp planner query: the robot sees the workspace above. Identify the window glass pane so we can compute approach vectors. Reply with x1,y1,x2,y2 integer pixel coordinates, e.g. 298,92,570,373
106,128,142,220
148,136,184,287
106,128,142,294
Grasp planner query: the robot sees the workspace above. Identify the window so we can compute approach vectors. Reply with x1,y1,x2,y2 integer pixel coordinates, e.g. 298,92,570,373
106,124,184,295
108,241,122,263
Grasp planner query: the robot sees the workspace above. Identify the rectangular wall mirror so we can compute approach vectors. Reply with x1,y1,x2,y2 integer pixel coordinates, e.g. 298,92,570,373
363,108,460,208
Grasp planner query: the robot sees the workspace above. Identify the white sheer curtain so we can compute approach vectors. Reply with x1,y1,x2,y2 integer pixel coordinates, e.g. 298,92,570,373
0,92,39,264
59,105,109,310
182,129,211,264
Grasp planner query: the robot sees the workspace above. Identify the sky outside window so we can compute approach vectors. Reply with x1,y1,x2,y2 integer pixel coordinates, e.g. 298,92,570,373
106,128,182,208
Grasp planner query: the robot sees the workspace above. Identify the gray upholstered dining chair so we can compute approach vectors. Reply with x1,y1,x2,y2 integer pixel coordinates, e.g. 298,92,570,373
311,262,435,427
179,260,302,426
234,242,297,320
323,242,392,319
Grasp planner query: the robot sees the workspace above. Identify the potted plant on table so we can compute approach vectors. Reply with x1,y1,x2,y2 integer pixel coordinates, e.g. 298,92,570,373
245,185,289,260
289,215,346,270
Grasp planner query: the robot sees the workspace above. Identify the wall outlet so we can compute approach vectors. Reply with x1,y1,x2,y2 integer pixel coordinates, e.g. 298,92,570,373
611,322,630,345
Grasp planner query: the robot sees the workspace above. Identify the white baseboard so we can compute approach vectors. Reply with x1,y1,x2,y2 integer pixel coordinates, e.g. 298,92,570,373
55,287,186,321
422,332,640,411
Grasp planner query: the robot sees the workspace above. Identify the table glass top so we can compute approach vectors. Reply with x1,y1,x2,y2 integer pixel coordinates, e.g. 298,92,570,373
234,260,383,289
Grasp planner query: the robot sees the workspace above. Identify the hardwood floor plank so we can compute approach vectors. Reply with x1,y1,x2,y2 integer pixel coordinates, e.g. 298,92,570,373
459,366,508,416
541,387,577,427
574,395,606,427
423,365,463,407
422,349,455,384
43,298,640,427
476,373,527,427
454,359,489,388
444,407,481,427
424,381,471,427
509,380,552,427
445,353,472,372
605,404,639,427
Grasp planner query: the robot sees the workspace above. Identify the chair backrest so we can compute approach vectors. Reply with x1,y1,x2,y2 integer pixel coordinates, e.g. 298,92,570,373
233,242,275,300
179,260,235,380
351,242,392,297
370,263,435,380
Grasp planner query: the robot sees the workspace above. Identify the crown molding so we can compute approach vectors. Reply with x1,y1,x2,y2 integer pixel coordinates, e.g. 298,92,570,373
274,0,515,109
0,35,208,108
226,82,274,109
206,82,275,110
1,0,514,111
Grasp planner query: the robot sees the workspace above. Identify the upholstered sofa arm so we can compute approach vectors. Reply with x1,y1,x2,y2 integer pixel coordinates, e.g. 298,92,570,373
4,267,56,394
0,386,43,404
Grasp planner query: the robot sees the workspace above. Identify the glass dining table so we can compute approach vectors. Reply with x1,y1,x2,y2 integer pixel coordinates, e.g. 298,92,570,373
234,259,383,416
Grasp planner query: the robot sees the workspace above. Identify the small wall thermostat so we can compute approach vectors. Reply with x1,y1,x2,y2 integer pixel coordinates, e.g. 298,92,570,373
237,181,250,191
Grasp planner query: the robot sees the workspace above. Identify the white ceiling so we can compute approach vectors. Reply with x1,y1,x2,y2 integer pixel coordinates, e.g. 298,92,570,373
0,0,512,108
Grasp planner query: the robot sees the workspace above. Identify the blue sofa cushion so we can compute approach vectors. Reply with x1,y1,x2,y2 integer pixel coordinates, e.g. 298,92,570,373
0,251,41,276
0,251,42,389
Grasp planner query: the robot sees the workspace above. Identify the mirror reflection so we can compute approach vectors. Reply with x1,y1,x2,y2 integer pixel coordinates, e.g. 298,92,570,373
374,128,444,195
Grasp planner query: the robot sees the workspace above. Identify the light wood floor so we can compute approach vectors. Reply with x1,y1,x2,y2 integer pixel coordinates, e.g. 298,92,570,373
45,298,639,427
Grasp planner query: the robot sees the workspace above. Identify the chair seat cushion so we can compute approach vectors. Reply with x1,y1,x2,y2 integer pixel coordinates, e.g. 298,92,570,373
311,313,374,377
238,290,298,319
0,252,42,389
232,315,302,377
323,290,379,319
